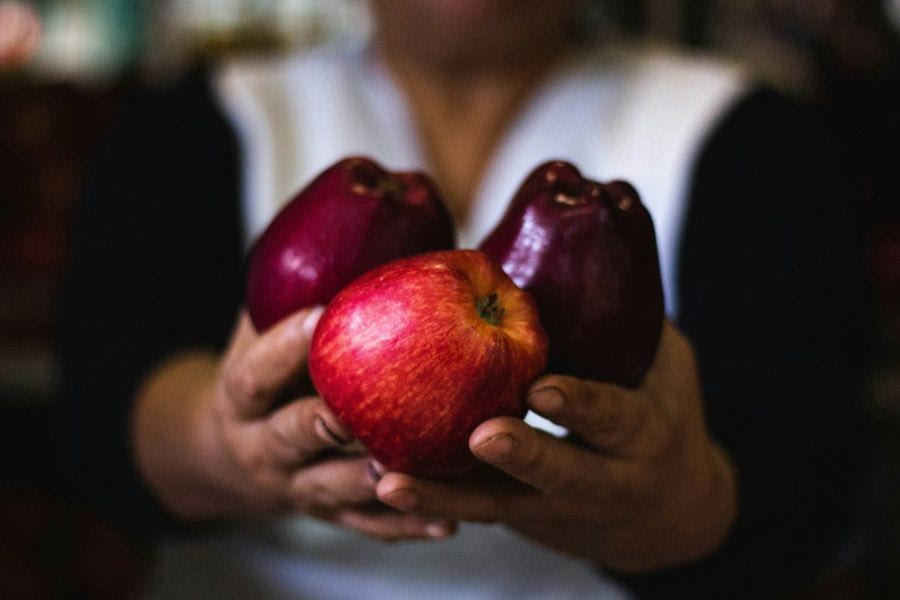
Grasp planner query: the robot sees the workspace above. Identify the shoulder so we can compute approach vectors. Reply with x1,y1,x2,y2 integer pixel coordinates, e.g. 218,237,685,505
688,85,849,237
93,66,239,185
211,42,370,101
82,66,243,243
600,42,749,137
618,43,747,94
679,84,866,354
698,87,835,177
116,66,230,141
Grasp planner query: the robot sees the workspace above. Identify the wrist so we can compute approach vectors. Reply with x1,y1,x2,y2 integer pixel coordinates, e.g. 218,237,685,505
132,351,236,520
619,440,737,573
188,379,260,519
670,441,738,566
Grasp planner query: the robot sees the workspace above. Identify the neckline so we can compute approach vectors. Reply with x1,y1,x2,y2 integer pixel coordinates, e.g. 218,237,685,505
357,42,620,248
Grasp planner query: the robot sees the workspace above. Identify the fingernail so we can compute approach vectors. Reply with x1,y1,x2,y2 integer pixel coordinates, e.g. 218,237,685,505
473,433,514,463
302,306,325,340
366,460,385,484
426,522,452,538
314,416,350,445
528,386,564,414
385,489,419,511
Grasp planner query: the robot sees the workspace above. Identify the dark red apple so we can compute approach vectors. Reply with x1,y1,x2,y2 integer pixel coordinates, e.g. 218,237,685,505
309,249,547,478
479,160,663,387
245,157,455,331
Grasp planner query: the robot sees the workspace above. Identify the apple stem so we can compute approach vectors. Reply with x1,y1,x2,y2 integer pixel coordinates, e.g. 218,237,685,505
350,162,406,199
476,293,505,326
553,192,584,206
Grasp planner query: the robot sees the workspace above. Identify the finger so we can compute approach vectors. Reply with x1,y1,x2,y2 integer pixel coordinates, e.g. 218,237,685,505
332,509,456,541
223,306,324,418
265,396,352,466
649,321,703,400
376,472,524,524
288,456,379,511
526,375,647,451
650,320,695,373
224,311,259,363
469,417,610,496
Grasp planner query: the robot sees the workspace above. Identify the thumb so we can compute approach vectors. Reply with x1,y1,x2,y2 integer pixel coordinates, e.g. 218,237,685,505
223,305,325,419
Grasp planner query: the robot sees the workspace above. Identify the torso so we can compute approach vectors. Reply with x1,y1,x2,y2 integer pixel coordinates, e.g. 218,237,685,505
163,39,750,600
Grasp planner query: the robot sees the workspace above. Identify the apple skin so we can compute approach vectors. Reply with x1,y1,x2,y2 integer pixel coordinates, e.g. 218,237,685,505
309,249,548,478
479,160,664,387
245,157,455,331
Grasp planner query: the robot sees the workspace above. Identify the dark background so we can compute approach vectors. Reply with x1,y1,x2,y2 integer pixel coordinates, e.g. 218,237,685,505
1,0,898,597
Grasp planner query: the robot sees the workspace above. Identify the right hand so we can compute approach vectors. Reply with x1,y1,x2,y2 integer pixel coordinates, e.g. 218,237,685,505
134,307,455,541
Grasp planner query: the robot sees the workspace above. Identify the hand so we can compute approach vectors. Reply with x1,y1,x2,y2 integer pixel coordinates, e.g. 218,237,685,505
374,322,737,570
134,308,455,541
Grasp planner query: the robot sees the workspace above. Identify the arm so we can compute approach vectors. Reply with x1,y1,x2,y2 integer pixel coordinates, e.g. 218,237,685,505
59,71,454,540
376,321,737,571
59,70,245,534
132,308,452,539
628,88,872,596
373,89,871,595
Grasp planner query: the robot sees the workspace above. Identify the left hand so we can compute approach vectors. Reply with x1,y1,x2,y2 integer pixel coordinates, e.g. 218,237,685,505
375,321,737,572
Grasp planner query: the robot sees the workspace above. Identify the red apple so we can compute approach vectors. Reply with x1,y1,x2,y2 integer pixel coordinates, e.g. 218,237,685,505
309,249,547,478
480,160,663,387
245,157,455,331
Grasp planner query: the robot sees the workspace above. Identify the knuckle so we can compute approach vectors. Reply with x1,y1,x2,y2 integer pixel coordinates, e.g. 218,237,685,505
290,481,317,511
278,405,308,446
226,362,259,403
309,478,334,505
649,416,684,462
250,468,284,502
272,492,294,512
624,471,658,514
610,399,636,435
241,447,270,477
292,494,313,512
545,376,584,406
293,472,337,508
585,411,621,443
358,467,376,494
227,431,264,470
418,497,446,518
268,345,294,376
519,441,566,495
476,497,507,524
539,463,569,496
571,377,596,403
518,437,547,474
277,331,306,361
587,396,639,447
532,373,564,389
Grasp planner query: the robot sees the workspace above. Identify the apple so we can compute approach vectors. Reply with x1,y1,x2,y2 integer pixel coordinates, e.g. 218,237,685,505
245,157,455,331
309,249,548,478
479,160,663,387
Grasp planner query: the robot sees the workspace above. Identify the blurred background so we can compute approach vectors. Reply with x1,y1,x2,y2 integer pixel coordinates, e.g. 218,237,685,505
0,0,898,597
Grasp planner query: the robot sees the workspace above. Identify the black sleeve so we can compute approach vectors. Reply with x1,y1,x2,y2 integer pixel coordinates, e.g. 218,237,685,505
613,89,873,597
58,69,244,537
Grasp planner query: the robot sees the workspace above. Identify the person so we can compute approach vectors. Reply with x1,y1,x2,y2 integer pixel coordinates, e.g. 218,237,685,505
60,1,871,597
